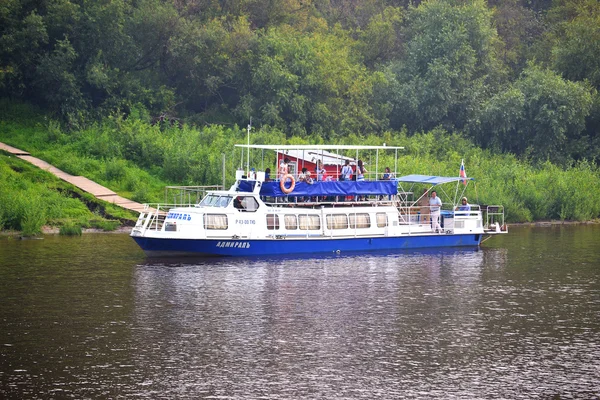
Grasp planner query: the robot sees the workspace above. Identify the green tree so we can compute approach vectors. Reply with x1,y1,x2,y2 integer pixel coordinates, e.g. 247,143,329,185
0,5,48,96
34,37,85,120
164,15,255,123
382,0,504,133
491,0,545,78
550,0,600,163
248,25,378,138
356,6,403,69
472,64,593,165
552,0,600,87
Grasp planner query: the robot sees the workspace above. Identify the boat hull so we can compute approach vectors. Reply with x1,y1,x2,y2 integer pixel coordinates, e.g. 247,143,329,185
131,234,483,257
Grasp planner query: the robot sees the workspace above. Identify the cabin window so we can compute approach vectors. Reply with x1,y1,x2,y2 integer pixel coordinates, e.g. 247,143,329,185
233,196,259,212
200,195,219,207
164,222,177,232
266,214,280,230
349,213,371,229
199,195,232,208
376,213,387,228
326,214,348,230
284,214,298,230
204,214,228,230
217,196,232,207
299,215,320,230
242,197,259,211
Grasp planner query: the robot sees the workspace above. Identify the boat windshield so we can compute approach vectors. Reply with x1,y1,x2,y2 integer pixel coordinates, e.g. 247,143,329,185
199,194,232,208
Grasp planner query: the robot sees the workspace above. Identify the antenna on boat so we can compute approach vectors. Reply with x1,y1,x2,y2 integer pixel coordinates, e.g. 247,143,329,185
247,118,252,175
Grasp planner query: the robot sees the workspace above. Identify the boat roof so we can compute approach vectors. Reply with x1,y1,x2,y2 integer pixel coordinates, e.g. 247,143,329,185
235,144,404,150
396,175,474,184
278,149,354,165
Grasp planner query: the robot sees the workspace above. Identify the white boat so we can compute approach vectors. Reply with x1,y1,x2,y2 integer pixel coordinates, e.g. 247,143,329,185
130,144,507,257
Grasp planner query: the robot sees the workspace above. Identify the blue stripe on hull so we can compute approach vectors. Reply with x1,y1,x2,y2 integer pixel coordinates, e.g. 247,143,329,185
132,234,482,257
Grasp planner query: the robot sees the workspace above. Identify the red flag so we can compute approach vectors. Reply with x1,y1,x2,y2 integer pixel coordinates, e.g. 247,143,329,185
460,160,467,185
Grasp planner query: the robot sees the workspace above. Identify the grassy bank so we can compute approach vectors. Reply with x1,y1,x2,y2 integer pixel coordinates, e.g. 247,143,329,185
0,153,138,236
1,100,600,233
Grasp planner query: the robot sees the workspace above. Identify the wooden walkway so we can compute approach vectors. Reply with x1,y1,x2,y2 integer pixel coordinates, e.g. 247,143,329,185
1,142,147,213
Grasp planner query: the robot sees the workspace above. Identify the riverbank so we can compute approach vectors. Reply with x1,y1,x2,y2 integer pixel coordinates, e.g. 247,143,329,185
0,225,133,238
512,219,600,227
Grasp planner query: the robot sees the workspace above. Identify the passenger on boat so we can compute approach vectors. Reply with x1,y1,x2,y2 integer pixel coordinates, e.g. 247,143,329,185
265,168,271,181
233,196,244,210
429,191,443,233
356,160,367,181
382,167,394,180
340,159,353,181
456,197,471,211
279,157,290,180
298,167,307,182
298,168,313,184
418,188,430,223
305,170,313,184
315,160,326,181
355,160,368,201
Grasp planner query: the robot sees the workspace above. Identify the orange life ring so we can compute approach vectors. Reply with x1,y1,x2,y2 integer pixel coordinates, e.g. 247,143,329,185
280,174,295,194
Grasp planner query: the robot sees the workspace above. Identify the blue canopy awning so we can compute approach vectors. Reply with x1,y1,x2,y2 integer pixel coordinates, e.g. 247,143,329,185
238,180,398,197
396,175,474,185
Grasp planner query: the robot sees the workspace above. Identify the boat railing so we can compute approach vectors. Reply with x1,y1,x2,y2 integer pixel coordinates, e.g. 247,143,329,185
483,205,505,232
164,185,223,207
136,203,181,232
134,186,225,233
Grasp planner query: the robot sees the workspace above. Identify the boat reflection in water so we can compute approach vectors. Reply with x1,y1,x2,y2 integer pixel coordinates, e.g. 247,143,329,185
127,241,600,399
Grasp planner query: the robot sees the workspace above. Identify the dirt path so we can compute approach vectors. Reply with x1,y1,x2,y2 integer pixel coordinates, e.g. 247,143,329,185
1,142,147,213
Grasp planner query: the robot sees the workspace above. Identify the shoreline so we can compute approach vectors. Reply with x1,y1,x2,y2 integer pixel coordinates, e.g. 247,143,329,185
0,225,133,238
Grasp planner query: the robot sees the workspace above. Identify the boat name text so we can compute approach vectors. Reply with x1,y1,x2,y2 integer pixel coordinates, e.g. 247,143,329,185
216,241,251,248
166,212,192,221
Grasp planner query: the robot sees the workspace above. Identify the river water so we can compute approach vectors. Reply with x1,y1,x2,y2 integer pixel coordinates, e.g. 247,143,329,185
1,225,599,399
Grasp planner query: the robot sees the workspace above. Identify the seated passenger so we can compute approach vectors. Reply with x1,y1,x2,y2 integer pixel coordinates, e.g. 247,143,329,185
382,167,394,180
456,197,471,211
233,196,244,210
305,170,314,184
298,167,307,182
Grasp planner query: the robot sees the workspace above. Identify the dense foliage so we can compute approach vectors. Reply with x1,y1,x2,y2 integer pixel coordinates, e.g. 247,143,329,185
2,0,600,233
1,0,599,165
2,101,599,234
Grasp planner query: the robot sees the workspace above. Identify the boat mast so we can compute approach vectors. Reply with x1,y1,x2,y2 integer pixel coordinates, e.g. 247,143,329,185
247,118,252,174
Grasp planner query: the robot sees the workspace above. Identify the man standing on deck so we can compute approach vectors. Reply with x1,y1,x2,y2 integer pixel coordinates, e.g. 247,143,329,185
429,191,442,233
279,157,290,180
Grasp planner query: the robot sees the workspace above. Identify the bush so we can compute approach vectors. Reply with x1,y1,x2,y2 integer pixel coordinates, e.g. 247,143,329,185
59,224,82,236
20,197,46,236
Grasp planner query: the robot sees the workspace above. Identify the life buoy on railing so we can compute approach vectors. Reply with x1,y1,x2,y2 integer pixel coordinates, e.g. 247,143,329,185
280,174,295,194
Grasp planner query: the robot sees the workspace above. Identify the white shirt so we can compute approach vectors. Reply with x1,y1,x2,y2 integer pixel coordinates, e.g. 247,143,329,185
341,165,353,180
429,196,442,212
